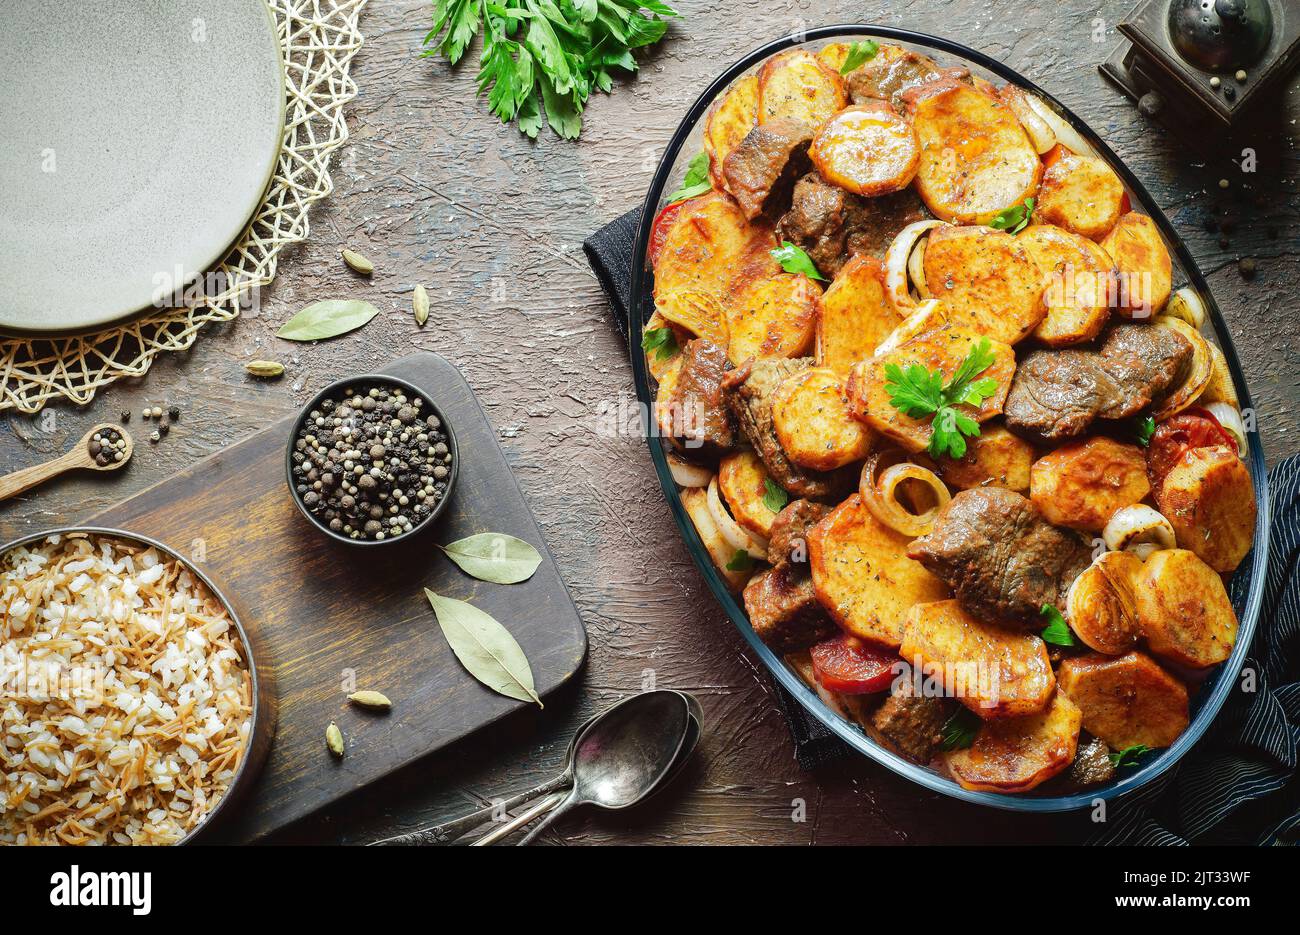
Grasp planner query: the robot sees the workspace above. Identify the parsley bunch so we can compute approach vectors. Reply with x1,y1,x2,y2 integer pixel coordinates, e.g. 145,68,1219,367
424,0,679,139
884,339,1000,459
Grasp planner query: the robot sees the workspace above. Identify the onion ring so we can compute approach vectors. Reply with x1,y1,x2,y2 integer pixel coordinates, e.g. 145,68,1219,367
1165,287,1207,330
667,452,712,488
874,299,944,357
1023,92,1095,157
707,475,768,559
859,452,951,538
884,220,946,314
1151,316,1213,420
1102,504,1175,560
1202,401,1248,457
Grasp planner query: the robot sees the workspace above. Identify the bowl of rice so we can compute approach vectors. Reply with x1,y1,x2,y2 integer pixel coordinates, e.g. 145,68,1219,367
0,528,274,845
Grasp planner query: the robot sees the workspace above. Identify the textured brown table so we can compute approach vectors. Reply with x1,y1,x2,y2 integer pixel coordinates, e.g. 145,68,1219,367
2,0,1295,845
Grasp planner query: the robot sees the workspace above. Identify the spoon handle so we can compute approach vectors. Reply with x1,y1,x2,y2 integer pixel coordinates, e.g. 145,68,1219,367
469,791,565,846
0,450,82,502
367,771,571,845
516,791,580,846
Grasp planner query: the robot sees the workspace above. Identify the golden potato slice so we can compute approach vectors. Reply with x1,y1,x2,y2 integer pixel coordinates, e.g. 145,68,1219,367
1101,212,1172,318
718,450,781,540
1030,436,1150,534
704,75,759,190
1135,548,1238,668
1067,551,1144,655
922,225,1046,344
653,354,685,446
771,368,873,471
1017,224,1115,347
1035,148,1126,241
680,485,751,591
846,329,1016,453
944,691,1081,792
816,255,902,377
1058,651,1189,750
757,49,846,127
900,599,1055,719
1156,444,1256,572
808,495,949,647
653,191,776,345
809,103,919,196
725,273,818,366
937,424,1035,492
905,78,1043,224
815,41,906,76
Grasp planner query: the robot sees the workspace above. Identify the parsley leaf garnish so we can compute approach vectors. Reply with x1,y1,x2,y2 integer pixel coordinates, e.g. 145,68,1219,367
989,197,1036,234
770,241,826,281
665,151,712,204
1135,415,1156,447
423,0,680,139
939,707,982,751
839,39,879,75
1040,603,1076,647
641,326,678,362
1109,744,1152,768
725,548,754,572
761,479,789,514
883,338,999,459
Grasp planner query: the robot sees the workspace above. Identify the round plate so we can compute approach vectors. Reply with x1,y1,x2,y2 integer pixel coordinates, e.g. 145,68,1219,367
0,0,284,335
629,25,1271,812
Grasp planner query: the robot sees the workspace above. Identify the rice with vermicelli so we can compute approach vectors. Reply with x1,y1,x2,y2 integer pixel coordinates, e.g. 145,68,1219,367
0,534,251,845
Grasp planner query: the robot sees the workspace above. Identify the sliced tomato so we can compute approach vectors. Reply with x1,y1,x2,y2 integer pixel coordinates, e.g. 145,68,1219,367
1147,408,1237,488
1118,190,1132,216
810,635,899,694
648,201,686,270
1042,142,1067,169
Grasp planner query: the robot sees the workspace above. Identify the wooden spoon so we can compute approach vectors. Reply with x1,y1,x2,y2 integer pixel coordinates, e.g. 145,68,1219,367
0,423,134,502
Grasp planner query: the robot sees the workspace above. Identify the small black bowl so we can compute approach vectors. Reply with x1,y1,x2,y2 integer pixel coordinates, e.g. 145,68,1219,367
285,373,459,547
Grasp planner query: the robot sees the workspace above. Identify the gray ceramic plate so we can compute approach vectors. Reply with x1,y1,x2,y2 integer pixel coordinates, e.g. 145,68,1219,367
0,0,284,335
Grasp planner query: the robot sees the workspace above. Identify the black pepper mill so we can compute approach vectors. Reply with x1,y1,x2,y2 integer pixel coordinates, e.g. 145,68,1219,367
1169,0,1274,70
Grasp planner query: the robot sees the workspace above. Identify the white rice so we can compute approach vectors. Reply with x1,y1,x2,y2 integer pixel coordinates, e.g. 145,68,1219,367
0,534,252,845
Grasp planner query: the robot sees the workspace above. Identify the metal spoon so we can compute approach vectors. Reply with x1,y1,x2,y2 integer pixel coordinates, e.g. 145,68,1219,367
514,689,692,845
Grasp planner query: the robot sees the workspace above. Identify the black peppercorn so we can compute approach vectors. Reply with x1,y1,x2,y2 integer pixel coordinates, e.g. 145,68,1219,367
168,406,180,420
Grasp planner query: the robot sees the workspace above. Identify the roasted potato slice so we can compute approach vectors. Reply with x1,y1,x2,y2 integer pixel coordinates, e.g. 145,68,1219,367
1058,651,1189,750
1135,548,1238,668
680,485,752,591
816,255,902,378
900,599,1055,719
771,368,873,471
846,329,1016,453
704,75,759,190
922,225,1046,344
1101,212,1172,318
937,424,1035,492
1035,148,1127,241
1017,224,1115,347
725,273,818,366
998,84,1056,154
944,690,1082,792
757,49,846,127
1067,550,1144,655
718,450,781,540
1155,444,1255,572
808,494,949,647
653,354,685,447
905,78,1043,224
814,40,906,76
809,103,920,196
1030,436,1150,534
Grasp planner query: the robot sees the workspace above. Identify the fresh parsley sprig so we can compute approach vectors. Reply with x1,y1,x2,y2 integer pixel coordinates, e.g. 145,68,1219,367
1040,603,1076,647
761,479,789,514
990,197,1035,234
771,241,826,281
883,338,1000,459
666,151,711,203
939,707,982,751
725,548,754,573
641,326,678,362
424,0,680,139
839,39,879,75
1109,744,1152,768
1135,415,1156,447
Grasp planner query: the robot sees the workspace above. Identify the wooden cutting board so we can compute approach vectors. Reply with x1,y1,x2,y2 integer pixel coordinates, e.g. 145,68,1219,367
90,352,587,842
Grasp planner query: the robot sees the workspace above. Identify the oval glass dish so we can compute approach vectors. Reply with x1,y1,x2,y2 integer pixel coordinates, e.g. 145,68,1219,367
627,25,1271,811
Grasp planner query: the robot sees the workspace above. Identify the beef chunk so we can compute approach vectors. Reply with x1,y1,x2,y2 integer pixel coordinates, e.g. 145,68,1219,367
1004,323,1193,444
847,50,967,111
724,357,854,500
766,499,831,565
1068,736,1116,788
668,338,734,454
871,676,954,764
743,562,837,653
722,119,814,220
907,487,1093,627
841,187,930,260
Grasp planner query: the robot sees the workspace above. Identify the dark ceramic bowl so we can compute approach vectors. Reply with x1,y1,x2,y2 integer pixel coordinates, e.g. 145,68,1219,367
0,526,276,845
284,373,459,547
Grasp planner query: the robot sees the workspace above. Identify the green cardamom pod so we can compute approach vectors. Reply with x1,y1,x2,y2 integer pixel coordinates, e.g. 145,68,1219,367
326,722,344,757
245,360,285,378
342,248,374,276
413,284,429,327
347,690,392,710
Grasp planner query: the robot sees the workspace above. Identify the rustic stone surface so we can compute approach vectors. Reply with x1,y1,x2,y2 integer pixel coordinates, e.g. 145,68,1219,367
1,0,1294,844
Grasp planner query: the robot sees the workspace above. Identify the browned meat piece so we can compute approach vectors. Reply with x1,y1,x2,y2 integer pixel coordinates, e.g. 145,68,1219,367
724,357,855,499
842,187,930,259
766,499,831,565
743,562,837,653
668,338,734,454
1067,736,1116,787
1004,323,1193,444
907,487,1093,627
871,676,954,763
722,118,814,220
847,50,967,111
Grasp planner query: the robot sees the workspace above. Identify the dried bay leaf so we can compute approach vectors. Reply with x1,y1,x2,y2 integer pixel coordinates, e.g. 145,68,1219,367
277,299,379,341
425,589,542,707
440,533,542,584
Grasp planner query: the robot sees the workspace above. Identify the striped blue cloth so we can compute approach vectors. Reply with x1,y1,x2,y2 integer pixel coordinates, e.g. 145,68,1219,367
1090,455,1300,845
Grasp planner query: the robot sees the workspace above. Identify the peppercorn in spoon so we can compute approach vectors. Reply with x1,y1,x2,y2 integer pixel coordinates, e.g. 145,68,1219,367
0,423,133,502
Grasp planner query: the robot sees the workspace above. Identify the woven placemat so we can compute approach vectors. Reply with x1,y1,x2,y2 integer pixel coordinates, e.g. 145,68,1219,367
0,0,368,414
